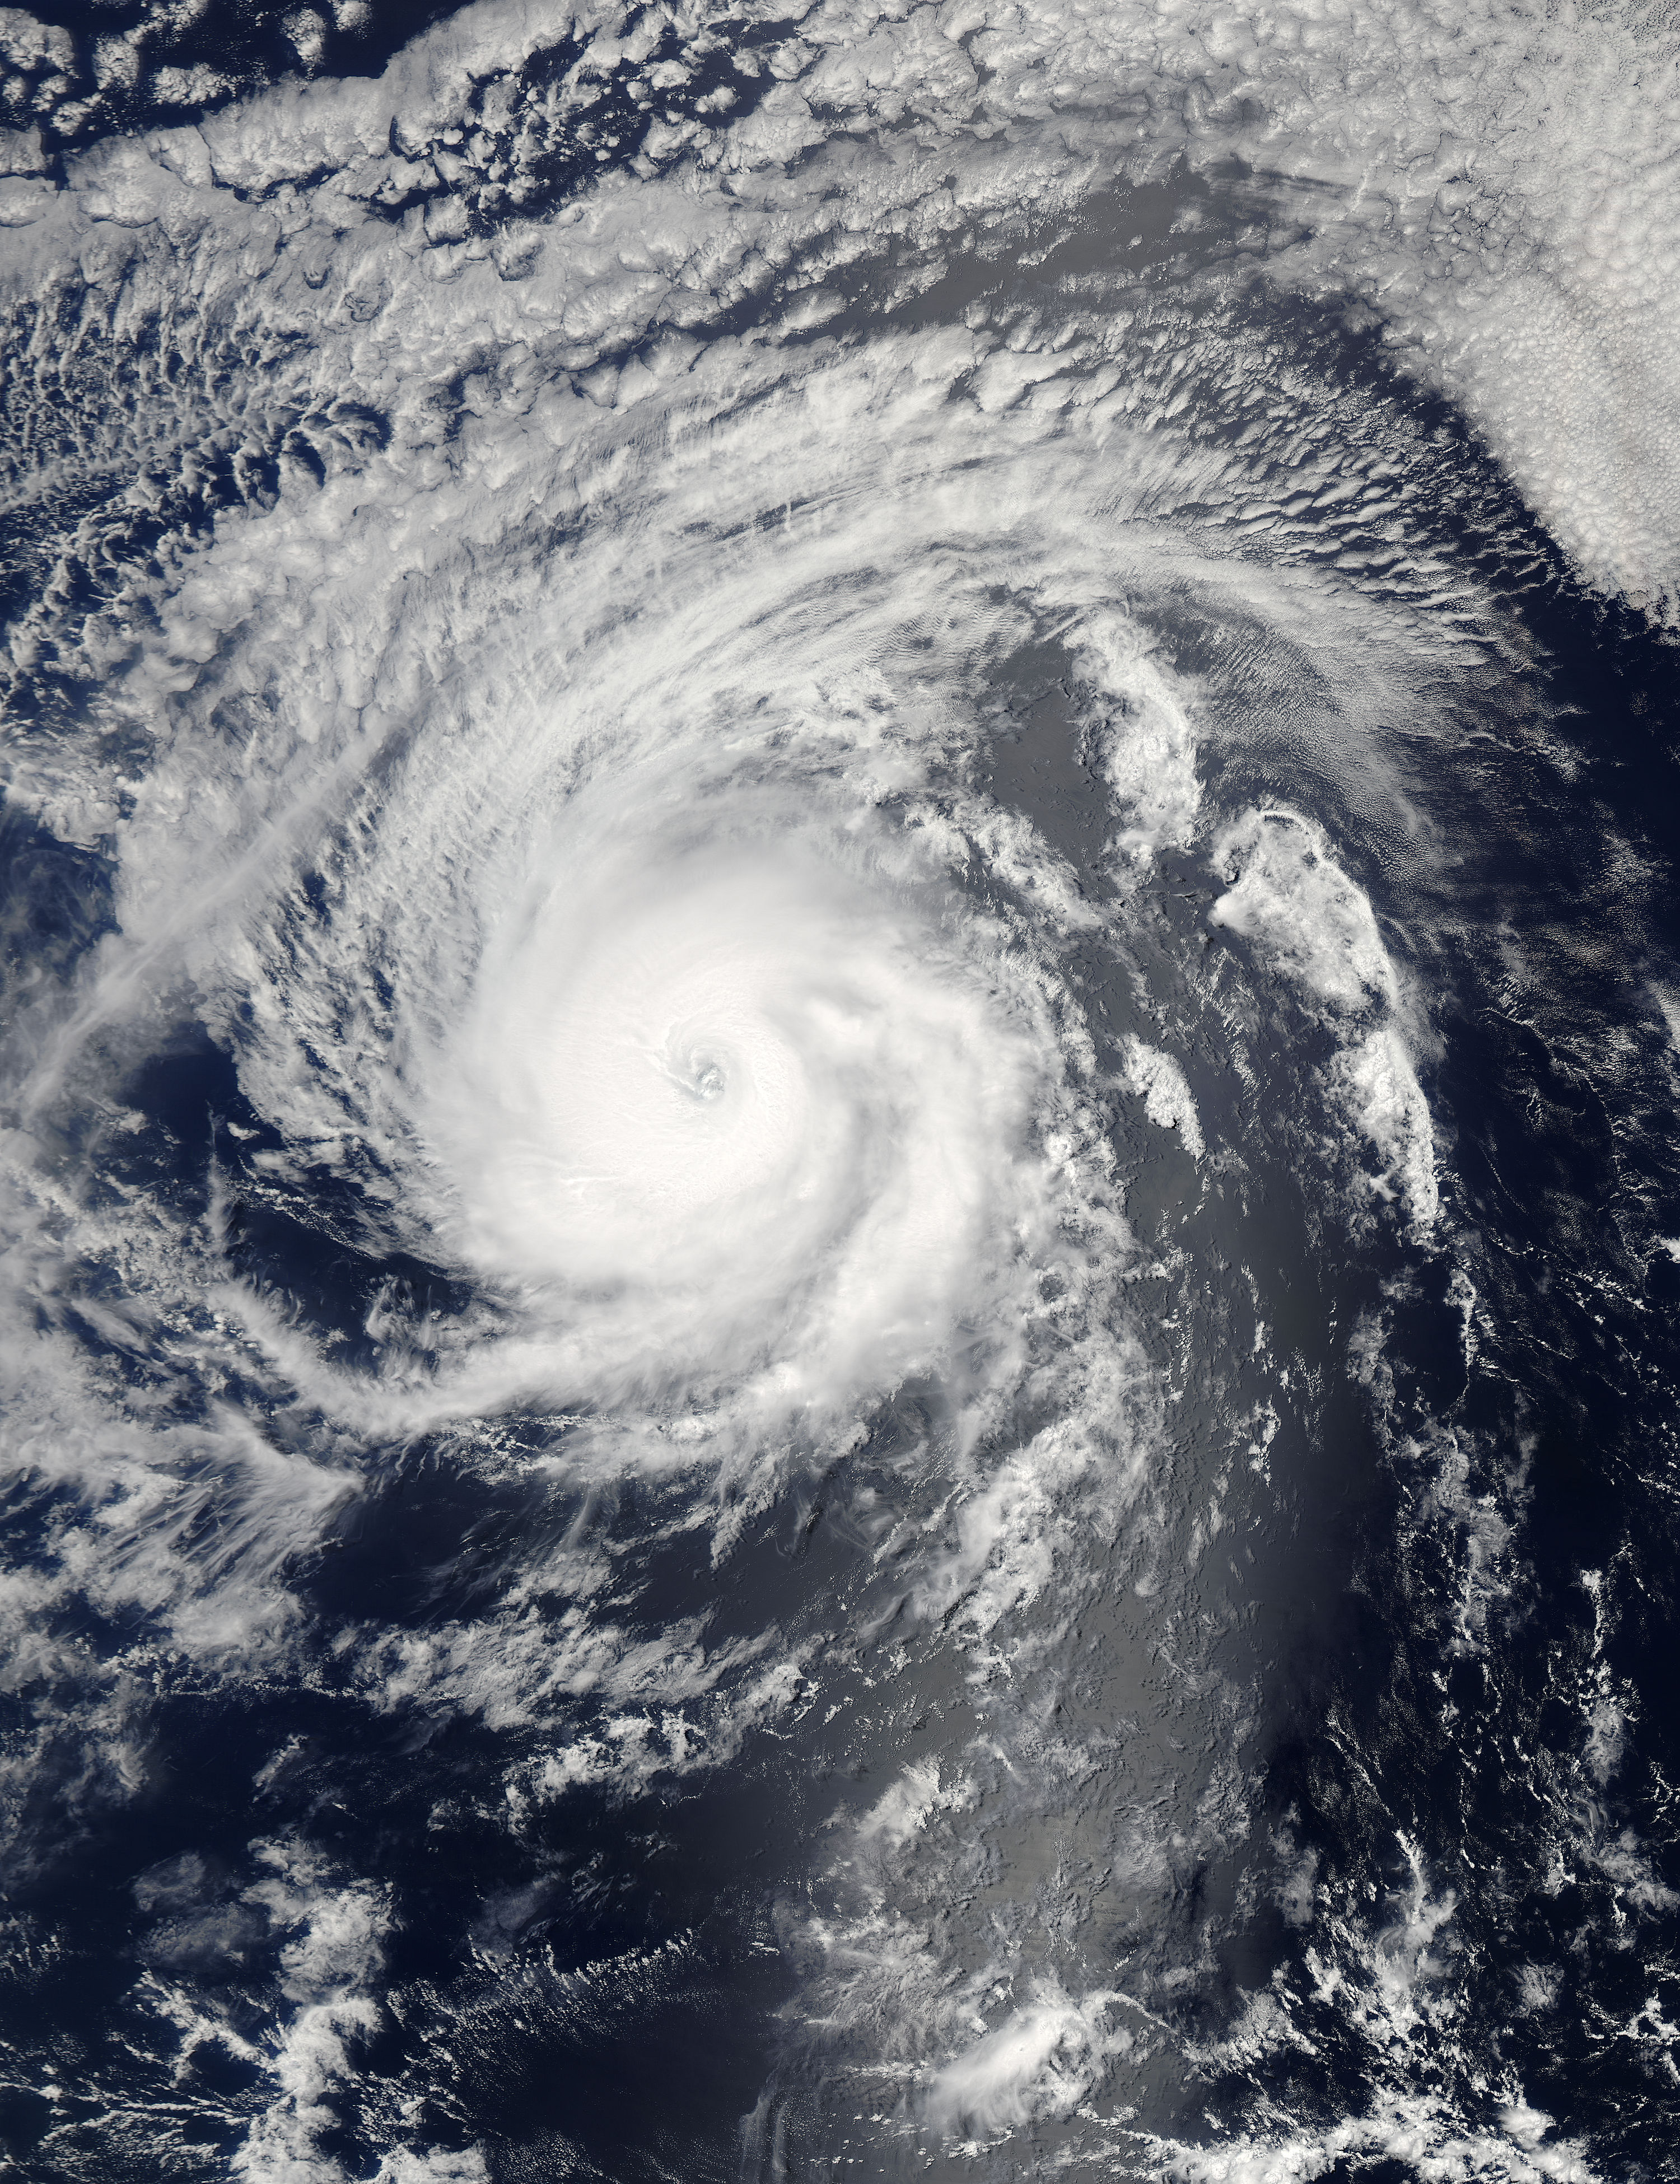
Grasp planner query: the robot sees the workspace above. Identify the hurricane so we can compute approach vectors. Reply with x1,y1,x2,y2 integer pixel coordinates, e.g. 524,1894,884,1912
2,0,1679,2177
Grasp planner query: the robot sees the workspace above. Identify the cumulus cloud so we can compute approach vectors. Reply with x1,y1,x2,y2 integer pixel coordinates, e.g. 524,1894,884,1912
925,1986,1127,2138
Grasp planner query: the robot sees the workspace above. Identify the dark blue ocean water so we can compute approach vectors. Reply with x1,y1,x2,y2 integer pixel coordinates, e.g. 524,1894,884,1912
2,6,1678,2178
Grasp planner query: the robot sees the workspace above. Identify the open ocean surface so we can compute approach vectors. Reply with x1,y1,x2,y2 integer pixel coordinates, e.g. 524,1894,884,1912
1,1,1679,2176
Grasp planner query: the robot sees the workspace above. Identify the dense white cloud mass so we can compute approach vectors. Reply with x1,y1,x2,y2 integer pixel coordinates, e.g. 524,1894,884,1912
0,0,1675,2176
1210,808,1438,1224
